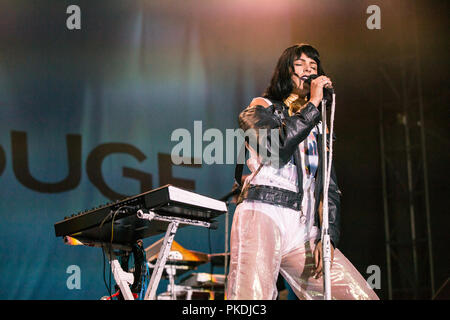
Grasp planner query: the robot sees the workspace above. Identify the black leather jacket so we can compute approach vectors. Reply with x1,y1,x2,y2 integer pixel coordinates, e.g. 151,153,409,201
237,100,341,248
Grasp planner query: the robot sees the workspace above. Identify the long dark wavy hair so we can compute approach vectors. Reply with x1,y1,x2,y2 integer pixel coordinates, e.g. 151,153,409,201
263,43,326,102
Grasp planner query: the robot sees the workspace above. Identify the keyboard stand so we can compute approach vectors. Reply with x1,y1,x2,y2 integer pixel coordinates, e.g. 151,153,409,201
62,237,136,300
103,245,135,300
136,209,215,300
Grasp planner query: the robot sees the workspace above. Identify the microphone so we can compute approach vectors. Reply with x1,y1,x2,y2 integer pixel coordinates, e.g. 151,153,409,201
302,74,334,94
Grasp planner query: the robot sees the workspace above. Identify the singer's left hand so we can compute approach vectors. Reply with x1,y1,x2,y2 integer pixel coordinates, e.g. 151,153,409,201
313,240,335,279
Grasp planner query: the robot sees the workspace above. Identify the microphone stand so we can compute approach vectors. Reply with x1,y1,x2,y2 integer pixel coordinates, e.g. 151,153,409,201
321,93,336,300
219,188,239,296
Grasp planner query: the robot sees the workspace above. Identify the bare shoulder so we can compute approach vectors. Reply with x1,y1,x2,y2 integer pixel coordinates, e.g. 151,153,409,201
249,97,271,108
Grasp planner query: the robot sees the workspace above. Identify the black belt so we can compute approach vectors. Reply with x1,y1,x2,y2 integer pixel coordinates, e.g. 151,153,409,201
238,184,302,211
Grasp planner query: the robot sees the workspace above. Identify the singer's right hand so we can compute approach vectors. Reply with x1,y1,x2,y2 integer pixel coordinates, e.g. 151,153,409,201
309,75,332,107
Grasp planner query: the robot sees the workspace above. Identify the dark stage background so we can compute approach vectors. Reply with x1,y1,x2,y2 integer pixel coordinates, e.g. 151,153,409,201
0,0,448,300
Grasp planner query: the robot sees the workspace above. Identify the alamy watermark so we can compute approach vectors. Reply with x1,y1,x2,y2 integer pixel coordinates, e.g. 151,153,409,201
66,264,81,290
66,5,81,30
366,5,381,30
170,121,282,167
366,264,381,290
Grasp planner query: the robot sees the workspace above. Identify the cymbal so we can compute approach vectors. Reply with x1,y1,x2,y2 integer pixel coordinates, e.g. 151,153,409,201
207,252,230,266
145,238,209,267
179,272,226,288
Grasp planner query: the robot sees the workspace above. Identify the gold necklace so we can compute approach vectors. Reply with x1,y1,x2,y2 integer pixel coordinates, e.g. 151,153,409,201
284,94,307,116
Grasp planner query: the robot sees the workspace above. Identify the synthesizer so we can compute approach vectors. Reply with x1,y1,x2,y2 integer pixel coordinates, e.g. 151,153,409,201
54,185,227,245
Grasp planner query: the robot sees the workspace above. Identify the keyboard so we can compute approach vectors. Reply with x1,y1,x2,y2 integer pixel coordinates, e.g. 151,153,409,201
54,185,227,245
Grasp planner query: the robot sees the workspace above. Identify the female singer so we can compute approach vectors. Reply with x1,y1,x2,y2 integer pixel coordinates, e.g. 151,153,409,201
227,43,379,300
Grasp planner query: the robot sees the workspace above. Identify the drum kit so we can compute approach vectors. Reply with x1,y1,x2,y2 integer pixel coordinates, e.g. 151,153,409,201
145,238,229,300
